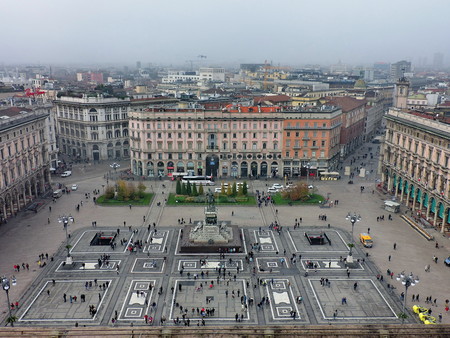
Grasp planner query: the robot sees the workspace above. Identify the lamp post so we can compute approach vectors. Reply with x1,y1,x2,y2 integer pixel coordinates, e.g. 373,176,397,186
345,212,361,264
58,215,74,264
396,271,419,324
2,276,17,327
305,162,311,185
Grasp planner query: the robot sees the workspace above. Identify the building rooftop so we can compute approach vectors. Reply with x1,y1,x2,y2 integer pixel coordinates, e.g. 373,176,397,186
325,96,366,112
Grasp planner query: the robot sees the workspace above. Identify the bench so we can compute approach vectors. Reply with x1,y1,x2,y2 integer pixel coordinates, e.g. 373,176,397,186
401,215,434,241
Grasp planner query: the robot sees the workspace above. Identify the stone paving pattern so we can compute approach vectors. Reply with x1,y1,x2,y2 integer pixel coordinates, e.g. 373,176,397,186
0,143,449,327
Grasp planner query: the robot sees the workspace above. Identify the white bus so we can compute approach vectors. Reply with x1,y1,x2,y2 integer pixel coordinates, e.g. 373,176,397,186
181,176,215,186
319,171,341,180
171,172,189,181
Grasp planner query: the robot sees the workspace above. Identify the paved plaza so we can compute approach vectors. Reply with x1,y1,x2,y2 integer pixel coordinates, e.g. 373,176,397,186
0,145,449,328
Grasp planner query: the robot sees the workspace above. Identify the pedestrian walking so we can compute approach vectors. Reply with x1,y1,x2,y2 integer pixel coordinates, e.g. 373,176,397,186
388,255,391,261
393,243,397,250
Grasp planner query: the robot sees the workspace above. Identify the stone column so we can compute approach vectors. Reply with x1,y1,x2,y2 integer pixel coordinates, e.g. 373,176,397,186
433,206,438,227
2,203,6,221
441,209,447,233
387,175,392,191
405,189,410,208
426,201,431,220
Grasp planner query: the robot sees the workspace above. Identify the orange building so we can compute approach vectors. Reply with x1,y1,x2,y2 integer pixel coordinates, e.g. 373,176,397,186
282,106,342,177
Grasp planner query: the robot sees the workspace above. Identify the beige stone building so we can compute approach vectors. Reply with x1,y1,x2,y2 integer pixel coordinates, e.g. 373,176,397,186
129,105,284,178
0,106,51,223
380,108,450,233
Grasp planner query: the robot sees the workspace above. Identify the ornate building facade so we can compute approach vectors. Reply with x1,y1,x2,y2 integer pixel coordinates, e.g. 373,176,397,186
54,95,176,162
0,106,51,223
129,105,284,178
380,108,450,233
129,105,346,179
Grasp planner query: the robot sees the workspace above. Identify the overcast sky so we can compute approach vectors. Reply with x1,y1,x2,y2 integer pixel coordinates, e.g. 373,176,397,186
1,0,449,67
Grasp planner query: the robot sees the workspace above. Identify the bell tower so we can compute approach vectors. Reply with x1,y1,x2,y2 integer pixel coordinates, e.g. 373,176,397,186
394,76,409,109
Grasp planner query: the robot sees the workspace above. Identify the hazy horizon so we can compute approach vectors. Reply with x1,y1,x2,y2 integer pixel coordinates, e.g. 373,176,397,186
1,0,449,67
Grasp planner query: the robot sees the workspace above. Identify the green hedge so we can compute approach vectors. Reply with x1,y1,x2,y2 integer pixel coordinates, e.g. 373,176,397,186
96,193,153,206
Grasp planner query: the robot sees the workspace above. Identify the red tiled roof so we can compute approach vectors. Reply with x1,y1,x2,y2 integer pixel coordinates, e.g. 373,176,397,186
325,96,366,112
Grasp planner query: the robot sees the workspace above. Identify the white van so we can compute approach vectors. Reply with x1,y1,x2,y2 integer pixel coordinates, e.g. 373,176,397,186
53,189,63,198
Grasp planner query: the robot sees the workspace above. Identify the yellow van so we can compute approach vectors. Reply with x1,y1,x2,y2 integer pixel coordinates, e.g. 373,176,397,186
359,233,373,248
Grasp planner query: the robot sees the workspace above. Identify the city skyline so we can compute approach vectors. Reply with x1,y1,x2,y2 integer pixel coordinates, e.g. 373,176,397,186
1,0,449,67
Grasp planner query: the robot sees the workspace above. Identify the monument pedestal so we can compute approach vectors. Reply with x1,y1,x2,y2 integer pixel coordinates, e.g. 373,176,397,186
346,254,357,268
179,190,243,253
66,256,73,265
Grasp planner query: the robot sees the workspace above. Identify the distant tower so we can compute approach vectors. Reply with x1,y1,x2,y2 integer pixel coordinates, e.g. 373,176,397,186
136,61,141,69
394,76,409,109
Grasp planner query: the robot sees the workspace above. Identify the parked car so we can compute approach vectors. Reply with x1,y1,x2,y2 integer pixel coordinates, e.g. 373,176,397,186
445,256,450,267
61,171,72,177
71,184,78,191
110,163,120,169
272,183,283,189
267,187,279,194
308,185,314,189
214,187,223,193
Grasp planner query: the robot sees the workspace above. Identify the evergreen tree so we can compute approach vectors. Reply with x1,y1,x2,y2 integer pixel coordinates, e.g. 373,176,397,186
227,184,232,196
242,181,248,195
192,183,198,196
187,181,192,196
199,184,204,195
221,182,226,194
237,183,243,196
181,182,187,195
232,182,237,196
176,179,182,194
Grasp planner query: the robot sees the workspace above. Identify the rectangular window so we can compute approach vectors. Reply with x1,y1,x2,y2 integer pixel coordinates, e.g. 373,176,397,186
233,133,237,138
286,140,291,147
178,133,182,138
188,133,192,138
287,132,290,137
285,151,290,157
178,153,182,159
147,133,151,138
243,124,247,129
157,133,162,138
274,133,278,138
223,133,227,138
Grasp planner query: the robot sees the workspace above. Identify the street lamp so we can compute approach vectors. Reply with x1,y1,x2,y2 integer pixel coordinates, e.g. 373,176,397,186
396,271,419,324
305,162,311,185
345,212,361,264
58,215,74,264
2,276,17,327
